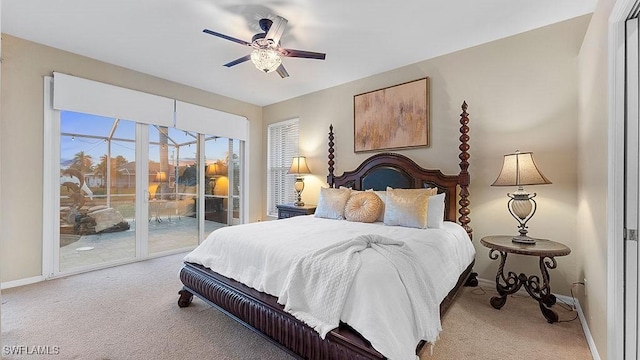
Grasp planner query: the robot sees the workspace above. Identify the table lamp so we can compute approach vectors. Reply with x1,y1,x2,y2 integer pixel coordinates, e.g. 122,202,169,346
491,151,551,244
206,162,224,195
288,156,312,206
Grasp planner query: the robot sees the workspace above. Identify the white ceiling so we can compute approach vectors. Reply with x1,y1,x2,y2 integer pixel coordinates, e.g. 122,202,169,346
2,0,596,106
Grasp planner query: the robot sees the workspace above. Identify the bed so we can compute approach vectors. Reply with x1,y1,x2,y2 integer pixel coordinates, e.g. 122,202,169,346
177,101,476,359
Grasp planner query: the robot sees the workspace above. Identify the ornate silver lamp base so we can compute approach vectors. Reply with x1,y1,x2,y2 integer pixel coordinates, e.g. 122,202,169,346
507,190,538,244
294,177,305,206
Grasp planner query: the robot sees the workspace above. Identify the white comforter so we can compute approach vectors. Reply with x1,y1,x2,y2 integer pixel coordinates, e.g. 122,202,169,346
278,233,442,344
184,216,475,360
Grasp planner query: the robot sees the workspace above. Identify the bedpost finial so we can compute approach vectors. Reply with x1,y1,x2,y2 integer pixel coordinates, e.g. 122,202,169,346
462,101,467,111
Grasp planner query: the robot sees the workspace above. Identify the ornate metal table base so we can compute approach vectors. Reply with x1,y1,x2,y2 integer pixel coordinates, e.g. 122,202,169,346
489,250,559,323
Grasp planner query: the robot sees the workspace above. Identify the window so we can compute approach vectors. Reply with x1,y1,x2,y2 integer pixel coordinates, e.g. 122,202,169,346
267,119,299,217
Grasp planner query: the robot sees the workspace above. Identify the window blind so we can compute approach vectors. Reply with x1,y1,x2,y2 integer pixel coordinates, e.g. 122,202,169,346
267,119,299,217
52,72,174,126
175,101,248,141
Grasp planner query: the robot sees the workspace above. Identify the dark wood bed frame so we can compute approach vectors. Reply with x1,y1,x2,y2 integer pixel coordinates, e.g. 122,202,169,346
178,102,476,359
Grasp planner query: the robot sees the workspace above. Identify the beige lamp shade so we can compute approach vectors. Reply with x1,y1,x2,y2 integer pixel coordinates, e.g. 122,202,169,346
206,162,225,176
288,156,312,175
491,151,551,187
212,176,229,196
155,171,167,182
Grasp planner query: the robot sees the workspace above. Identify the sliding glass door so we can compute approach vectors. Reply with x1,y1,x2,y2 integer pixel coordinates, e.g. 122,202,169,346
45,73,248,278
59,112,137,272
54,113,245,274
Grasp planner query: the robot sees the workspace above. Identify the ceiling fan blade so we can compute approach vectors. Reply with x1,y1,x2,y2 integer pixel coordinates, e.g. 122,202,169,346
203,29,251,47
281,49,326,60
276,64,289,78
266,16,288,45
223,55,251,68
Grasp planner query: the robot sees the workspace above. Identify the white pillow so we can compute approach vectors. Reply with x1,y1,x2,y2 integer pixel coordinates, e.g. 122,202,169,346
427,193,446,228
383,187,437,229
314,187,352,220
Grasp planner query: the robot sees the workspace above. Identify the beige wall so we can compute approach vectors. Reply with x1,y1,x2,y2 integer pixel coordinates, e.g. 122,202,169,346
0,34,263,283
577,0,616,358
264,16,591,297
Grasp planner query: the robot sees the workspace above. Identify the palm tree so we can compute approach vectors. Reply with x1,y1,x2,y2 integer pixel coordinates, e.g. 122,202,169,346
112,155,127,169
94,155,109,187
111,156,125,184
71,151,93,173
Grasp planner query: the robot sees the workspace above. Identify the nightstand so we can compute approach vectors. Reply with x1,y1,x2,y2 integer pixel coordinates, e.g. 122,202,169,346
480,235,571,323
276,204,316,219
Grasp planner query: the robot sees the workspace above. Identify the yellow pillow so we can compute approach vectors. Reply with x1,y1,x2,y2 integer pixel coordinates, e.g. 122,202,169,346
383,187,438,229
344,192,383,223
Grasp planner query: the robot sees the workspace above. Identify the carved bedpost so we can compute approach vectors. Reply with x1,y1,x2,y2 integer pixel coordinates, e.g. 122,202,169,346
458,102,472,239
327,125,335,187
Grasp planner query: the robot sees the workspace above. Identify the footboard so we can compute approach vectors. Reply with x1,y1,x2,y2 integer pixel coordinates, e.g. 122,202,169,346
179,262,384,360
178,260,475,360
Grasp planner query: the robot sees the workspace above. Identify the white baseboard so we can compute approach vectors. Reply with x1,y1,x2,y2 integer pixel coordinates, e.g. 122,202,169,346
562,294,601,360
476,278,599,360
1,275,44,290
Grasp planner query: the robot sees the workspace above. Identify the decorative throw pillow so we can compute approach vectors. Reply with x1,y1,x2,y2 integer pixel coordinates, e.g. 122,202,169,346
314,187,352,220
383,187,437,229
366,190,387,222
427,192,446,228
344,192,383,223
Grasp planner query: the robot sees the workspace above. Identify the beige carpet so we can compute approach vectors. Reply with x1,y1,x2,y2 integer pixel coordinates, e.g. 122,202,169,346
1,253,592,360
427,287,591,359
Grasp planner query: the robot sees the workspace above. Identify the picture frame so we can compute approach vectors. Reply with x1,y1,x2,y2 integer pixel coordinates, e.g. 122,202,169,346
353,77,430,153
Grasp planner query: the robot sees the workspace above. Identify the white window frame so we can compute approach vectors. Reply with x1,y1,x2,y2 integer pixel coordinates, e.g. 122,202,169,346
267,119,299,217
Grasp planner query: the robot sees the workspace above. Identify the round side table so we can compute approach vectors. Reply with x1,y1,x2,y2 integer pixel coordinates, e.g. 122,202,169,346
480,235,571,323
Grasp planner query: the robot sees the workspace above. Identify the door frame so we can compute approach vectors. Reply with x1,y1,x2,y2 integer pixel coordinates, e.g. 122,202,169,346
624,16,640,360
609,1,639,359
42,76,59,278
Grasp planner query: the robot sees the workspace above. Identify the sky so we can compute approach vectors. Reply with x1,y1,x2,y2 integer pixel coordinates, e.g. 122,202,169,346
60,111,233,169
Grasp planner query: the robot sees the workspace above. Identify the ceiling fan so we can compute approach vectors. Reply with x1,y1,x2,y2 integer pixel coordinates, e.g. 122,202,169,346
203,16,326,78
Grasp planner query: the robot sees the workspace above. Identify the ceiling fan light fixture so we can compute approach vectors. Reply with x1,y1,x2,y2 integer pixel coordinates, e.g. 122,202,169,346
250,48,281,73
203,16,325,78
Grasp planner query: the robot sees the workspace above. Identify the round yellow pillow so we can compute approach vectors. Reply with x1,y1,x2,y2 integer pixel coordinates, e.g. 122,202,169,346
344,192,383,223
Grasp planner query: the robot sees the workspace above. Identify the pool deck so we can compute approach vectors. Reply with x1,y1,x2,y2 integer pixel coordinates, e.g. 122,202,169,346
59,216,223,272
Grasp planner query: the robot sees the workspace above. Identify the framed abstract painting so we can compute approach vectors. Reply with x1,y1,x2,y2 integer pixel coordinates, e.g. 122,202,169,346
353,77,430,152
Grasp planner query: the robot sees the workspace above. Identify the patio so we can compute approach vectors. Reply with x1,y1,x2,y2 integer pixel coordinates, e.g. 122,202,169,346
59,216,223,272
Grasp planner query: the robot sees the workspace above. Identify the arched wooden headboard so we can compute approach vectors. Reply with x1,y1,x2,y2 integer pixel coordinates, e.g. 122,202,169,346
327,101,472,239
